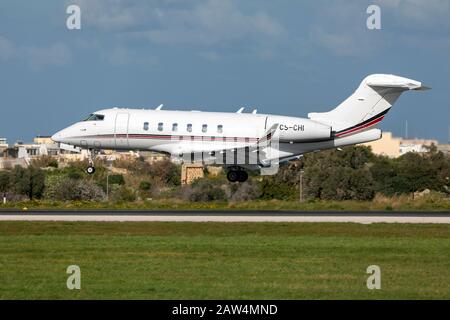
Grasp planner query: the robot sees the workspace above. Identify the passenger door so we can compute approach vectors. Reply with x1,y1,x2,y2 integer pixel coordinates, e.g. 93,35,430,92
115,113,129,148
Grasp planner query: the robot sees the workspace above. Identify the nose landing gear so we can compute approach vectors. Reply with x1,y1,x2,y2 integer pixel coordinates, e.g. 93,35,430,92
227,168,248,183
85,149,97,175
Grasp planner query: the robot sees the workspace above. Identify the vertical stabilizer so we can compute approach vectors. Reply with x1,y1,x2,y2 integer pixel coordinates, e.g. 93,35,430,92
308,74,428,137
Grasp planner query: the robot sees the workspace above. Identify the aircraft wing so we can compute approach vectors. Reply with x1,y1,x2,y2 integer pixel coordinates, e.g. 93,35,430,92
165,123,279,167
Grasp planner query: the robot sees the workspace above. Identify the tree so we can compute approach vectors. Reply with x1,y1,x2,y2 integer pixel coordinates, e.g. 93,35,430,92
0,171,11,195
370,150,450,195
301,146,376,200
347,168,375,200
12,166,45,200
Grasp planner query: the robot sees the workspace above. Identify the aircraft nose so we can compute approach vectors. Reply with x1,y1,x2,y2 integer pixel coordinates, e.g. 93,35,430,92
51,133,61,143
51,130,66,143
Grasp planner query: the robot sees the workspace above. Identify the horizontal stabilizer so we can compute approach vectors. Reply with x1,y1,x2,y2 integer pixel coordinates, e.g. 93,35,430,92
366,74,427,91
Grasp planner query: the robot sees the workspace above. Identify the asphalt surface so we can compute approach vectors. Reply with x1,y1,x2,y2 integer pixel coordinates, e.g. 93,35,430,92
0,210,449,224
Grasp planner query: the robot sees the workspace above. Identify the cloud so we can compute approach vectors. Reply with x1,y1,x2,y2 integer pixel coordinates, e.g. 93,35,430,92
306,1,385,57
0,36,14,61
103,46,158,66
137,1,284,46
310,27,361,57
197,51,222,61
25,43,71,70
375,0,450,27
373,0,450,55
70,0,162,31
305,0,450,57
64,0,450,62
0,36,72,70
70,0,284,48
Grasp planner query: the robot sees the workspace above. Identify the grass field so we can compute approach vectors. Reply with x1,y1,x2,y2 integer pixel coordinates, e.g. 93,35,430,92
0,221,449,299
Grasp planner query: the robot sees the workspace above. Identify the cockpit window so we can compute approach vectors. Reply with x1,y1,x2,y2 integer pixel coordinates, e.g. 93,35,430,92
84,114,105,121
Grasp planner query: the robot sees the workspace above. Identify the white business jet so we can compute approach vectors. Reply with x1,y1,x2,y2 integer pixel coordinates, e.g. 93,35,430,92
52,74,428,182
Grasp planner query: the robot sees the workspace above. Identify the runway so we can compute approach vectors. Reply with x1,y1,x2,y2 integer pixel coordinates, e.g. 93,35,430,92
1,210,450,224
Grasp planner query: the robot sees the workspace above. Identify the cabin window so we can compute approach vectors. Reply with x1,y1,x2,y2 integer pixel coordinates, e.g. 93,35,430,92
202,124,207,133
172,123,178,132
187,124,192,132
217,125,223,133
84,114,105,121
143,122,149,131
158,122,163,131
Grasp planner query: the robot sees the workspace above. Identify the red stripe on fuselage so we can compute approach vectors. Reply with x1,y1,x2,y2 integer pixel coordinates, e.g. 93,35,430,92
72,134,259,142
335,116,385,137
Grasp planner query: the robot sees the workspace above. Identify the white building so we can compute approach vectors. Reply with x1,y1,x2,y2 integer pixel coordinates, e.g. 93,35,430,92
363,132,439,158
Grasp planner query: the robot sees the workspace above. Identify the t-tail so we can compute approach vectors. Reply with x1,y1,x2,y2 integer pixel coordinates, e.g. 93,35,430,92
308,74,430,138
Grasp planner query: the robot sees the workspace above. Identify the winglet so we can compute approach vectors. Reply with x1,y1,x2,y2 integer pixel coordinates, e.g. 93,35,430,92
156,104,163,110
236,107,245,113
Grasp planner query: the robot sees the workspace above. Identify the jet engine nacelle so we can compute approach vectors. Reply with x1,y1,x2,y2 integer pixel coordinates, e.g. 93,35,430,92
269,117,332,142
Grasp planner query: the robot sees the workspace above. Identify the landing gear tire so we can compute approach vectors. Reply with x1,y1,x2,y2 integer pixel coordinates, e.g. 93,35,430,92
237,170,248,182
227,170,239,183
86,166,96,175
227,169,248,183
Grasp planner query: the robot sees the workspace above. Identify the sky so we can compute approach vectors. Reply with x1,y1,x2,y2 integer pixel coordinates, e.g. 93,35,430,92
0,0,449,143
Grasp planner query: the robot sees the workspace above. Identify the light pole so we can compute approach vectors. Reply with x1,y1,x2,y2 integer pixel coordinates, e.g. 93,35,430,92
299,169,305,202
106,158,113,201
106,170,109,201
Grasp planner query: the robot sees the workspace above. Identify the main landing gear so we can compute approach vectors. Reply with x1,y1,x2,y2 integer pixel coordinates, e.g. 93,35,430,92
227,168,248,183
86,149,96,175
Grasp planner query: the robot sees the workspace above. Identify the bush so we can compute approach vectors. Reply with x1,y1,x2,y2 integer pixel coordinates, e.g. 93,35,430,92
304,163,374,201
139,181,152,191
230,181,262,202
149,160,181,186
113,158,181,187
44,175,105,201
67,169,82,180
260,178,297,200
32,155,58,168
74,180,106,201
108,174,125,185
111,186,136,202
182,179,226,202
